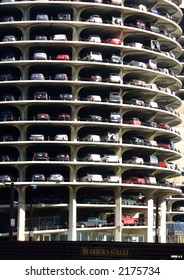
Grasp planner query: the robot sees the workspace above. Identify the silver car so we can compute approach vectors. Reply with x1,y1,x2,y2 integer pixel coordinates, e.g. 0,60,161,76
33,51,47,60
48,174,64,182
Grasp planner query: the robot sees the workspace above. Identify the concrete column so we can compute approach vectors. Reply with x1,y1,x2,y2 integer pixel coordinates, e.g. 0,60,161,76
114,187,122,241
17,187,26,241
160,200,167,243
147,198,154,242
68,187,77,241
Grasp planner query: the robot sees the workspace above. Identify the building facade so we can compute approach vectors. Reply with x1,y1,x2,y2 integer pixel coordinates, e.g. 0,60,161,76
0,0,183,242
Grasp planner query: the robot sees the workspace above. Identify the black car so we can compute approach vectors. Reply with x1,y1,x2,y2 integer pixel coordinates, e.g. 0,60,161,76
0,154,10,161
0,111,14,121
33,195,61,204
33,152,49,161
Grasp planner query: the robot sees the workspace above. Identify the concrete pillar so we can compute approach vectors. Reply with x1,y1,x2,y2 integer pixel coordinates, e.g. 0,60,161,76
17,187,26,241
68,187,77,241
160,200,167,243
147,198,154,242
114,187,122,241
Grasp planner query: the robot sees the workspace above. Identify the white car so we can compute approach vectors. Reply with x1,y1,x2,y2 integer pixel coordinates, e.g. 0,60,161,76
107,73,121,83
104,176,120,183
86,15,103,23
87,95,101,102
101,155,119,163
80,174,103,182
81,154,101,162
87,35,101,43
48,174,64,182
81,134,101,142
31,73,45,80
55,134,68,141
53,34,67,41
29,134,44,141
82,51,102,62
33,51,47,60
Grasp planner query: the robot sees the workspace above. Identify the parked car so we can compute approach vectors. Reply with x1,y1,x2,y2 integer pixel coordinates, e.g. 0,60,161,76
105,38,121,45
53,34,67,41
90,75,102,82
33,51,47,60
144,176,157,185
101,132,118,142
54,73,68,80
56,153,70,161
32,174,45,182
109,55,122,64
88,114,102,121
158,123,171,130
57,113,70,121
0,111,13,121
59,93,72,100
56,54,70,60
2,35,16,41
1,16,14,22
123,177,146,184
48,174,64,182
157,143,171,149
33,152,49,161
87,95,101,102
31,73,45,80
0,154,10,161
55,134,68,141
122,196,137,205
107,73,121,83
0,135,14,141
109,92,122,103
29,134,44,141
128,137,145,145
123,118,141,126
0,73,13,80
0,175,11,182
81,134,101,142
82,51,102,62
104,176,120,183
130,99,145,106
128,156,144,164
33,195,60,204
36,14,49,20
130,79,147,87
81,154,101,162
36,113,50,120
101,155,119,163
107,214,139,225
34,91,48,100
77,217,107,228
80,174,103,182
87,35,101,42
86,15,103,23
129,60,147,68
78,197,109,204
35,35,48,40
1,53,15,61
109,112,121,122
58,13,71,21
2,94,15,101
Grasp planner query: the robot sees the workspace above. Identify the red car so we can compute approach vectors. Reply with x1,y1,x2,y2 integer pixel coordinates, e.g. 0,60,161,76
57,113,70,121
56,54,70,60
105,38,122,45
107,214,139,226
157,161,167,168
158,123,171,130
123,177,146,184
158,143,171,149
123,118,141,126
